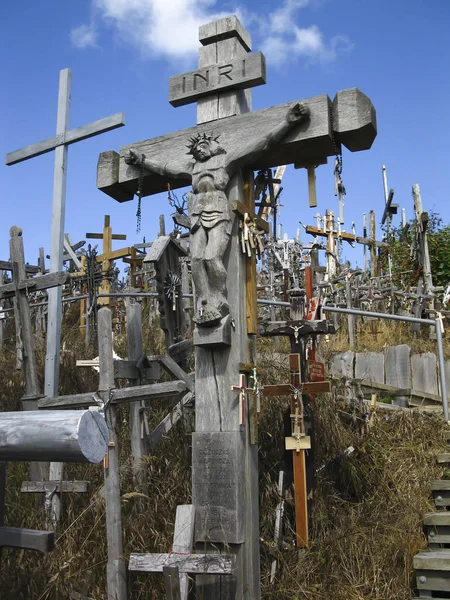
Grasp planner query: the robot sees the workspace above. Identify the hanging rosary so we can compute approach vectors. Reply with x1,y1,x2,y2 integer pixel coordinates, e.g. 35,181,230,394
136,153,145,234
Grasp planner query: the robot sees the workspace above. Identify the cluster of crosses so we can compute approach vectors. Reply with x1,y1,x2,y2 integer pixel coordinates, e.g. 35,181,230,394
3,14,376,600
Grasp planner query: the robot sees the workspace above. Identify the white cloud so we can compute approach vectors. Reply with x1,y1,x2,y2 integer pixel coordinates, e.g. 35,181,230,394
260,1,353,65
91,0,230,58
70,23,98,49
70,0,352,66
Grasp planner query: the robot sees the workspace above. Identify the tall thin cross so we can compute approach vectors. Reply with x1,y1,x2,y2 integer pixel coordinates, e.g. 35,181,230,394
262,354,330,547
6,68,125,398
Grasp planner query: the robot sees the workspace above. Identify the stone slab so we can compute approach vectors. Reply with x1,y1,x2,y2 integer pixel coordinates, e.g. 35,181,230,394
355,352,384,383
192,431,245,543
412,353,438,395
385,345,411,407
329,351,355,380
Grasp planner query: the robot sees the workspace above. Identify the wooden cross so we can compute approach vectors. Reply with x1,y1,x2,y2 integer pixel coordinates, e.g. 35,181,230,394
355,210,387,278
86,215,130,306
5,68,125,400
262,354,330,548
96,13,376,599
38,307,190,600
231,373,254,425
305,209,356,280
0,409,108,559
0,461,54,559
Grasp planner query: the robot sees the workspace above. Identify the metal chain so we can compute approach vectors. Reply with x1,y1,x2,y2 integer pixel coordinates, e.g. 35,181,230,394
329,105,347,202
136,154,145,234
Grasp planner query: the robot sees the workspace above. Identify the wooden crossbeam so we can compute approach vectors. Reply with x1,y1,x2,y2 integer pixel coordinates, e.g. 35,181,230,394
38,380,187,409
0,270,70,299
260,319,331,338
0,526,55,552
129,552,235,574
305,225,356,243
6,113,125,166
0,260,39,274
231,200,270,233
21,481,89,493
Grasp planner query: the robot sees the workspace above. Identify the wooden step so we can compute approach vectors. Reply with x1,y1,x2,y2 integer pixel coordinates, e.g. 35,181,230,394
414,550,450,594
424,513,450,526
424,512,450,546
431,480,450,508
437,453,450,464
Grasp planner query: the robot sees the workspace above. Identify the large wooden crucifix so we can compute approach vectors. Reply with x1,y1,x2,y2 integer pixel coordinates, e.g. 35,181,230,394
5,68,125,399
96,14,376,599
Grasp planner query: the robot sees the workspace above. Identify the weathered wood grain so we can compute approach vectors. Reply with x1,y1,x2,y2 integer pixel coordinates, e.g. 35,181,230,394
6,113,125,166
0,526,55,552
172,505,195,600
148,392,194,450
38,381,186,409
0,270,70,299
159,355,195,393
129,552,235,574
21,481,89,493
98,308,127,600
126,301,148,490
170,52,265,107
0,260,39,274
414,550,450,571
199,15,251,51
0,410,108,463
164,565,182,600
98,94,333,201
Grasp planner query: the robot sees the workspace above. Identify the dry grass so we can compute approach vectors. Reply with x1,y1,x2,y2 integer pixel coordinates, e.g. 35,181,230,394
320,315,450,361
0,306,448,598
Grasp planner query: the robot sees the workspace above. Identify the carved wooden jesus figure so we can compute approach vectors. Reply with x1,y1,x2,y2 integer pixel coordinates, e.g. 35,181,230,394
126,102,309,326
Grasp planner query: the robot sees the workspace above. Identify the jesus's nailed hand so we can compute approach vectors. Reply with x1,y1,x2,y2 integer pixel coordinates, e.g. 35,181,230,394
286,102,310,124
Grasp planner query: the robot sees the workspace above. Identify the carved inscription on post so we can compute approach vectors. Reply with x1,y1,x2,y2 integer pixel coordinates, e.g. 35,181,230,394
192,432,244,543
169,52,266,107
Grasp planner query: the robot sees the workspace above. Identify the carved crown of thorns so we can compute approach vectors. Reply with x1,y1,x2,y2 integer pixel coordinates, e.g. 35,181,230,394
186,132,221,155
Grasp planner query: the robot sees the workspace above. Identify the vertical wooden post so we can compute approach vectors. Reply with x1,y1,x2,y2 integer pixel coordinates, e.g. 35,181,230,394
345,275,355,347
45,68,71,400
369,210,378,278
362,213,367,274
192,18,260,600
9,227,47,496
126,300,148,492
245,170,258,335
413,184,433,295
99,216,113,307
173,505,195,600
98,307,127,600
0,461,5,569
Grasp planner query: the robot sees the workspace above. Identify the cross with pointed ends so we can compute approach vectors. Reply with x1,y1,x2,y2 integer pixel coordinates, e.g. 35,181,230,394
96,13,376,600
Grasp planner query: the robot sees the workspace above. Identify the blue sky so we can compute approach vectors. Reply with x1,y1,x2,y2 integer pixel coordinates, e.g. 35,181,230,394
1,0,450,270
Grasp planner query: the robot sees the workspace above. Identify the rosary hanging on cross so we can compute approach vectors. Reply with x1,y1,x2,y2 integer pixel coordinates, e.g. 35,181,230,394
135,153,146,234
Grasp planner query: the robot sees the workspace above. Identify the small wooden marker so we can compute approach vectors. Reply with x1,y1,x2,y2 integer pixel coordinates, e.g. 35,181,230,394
295,158,327,209
231,374,253,425
104,441,115,470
